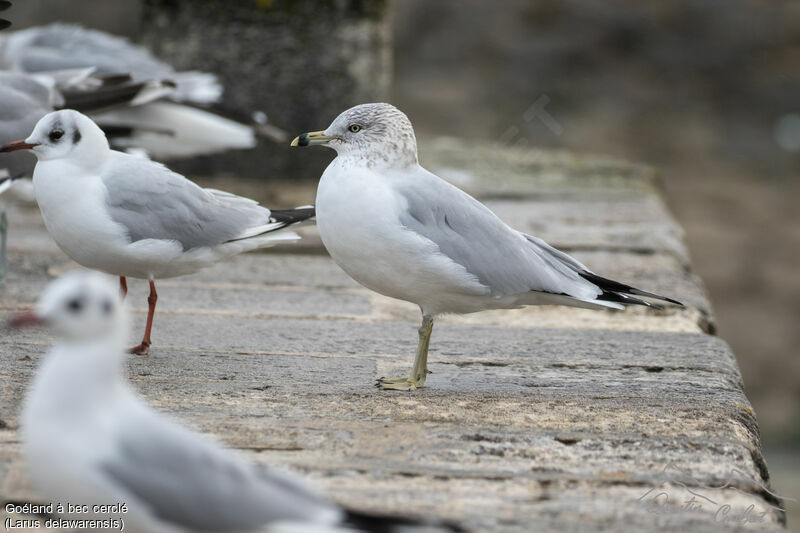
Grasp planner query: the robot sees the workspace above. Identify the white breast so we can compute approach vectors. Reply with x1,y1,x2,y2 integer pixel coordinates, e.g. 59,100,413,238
33,160,135,272
21,349,115,510
315,160,488,313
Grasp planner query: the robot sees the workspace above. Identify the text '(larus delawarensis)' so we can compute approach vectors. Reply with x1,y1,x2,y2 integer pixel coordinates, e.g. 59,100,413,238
12,271,463,533
292,103,682,391
1,109,314,355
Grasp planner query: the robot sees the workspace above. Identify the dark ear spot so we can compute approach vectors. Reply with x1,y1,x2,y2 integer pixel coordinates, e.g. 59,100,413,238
101,298,113,316
73,129,82,144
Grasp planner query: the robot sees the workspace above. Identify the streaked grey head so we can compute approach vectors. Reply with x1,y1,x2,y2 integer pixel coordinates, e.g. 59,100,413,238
34,271,126,343
293,103,418,168
25,109,109,165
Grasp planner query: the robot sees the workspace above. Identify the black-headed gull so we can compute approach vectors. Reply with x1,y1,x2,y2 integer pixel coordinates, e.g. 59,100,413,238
291,103,682,391
13,271,463,533
2,109,314,354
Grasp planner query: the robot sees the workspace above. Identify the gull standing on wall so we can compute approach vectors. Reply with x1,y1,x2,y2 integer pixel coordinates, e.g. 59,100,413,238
1,109,314,354
292,103,682,391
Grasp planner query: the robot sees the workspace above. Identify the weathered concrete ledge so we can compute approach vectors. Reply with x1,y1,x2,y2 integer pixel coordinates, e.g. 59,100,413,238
0,143,783,531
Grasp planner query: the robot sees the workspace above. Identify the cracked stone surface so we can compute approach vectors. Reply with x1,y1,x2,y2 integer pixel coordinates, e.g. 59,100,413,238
0,145,782,531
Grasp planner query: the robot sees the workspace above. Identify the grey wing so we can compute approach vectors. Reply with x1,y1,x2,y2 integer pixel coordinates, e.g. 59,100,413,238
101,417,340,531
102,152,270,250
397,170,602,301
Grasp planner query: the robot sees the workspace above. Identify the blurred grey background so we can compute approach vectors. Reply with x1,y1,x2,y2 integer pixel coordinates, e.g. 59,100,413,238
5,0,799,527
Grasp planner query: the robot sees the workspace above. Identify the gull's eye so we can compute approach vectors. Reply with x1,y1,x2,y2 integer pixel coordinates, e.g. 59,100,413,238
66,297,84,313
348,124,362,133
49,129,64,142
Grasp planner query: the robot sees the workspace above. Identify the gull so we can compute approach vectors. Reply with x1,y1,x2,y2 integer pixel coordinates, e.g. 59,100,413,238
12,271,462,533
291,103,683,391
1,109,314,355
0,67,256,178
0,68,260,171
1,23,288,150
1,23,221,104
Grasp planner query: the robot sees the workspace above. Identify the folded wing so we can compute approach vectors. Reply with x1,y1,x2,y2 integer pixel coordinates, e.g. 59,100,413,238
398,168,681,309
102,152,291,250
101,416,340,531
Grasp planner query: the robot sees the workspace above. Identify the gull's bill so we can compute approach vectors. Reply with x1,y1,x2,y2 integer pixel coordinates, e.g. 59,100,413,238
291,130,337,147
8,311,44,327
0,140,39,152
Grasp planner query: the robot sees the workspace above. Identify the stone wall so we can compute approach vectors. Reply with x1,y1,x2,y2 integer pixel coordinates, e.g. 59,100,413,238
139,0,392,180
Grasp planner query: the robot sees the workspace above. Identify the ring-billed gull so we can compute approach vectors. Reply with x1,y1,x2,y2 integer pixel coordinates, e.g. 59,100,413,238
12,271,463,533
291,103,682,391
1,109,313,355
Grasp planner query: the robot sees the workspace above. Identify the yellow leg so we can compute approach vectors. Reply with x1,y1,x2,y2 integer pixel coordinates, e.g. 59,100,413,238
378,315,434,391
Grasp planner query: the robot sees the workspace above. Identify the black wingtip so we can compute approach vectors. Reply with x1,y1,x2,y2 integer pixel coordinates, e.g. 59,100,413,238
59,79,175,113
0,1,12,11
101,124,176,140
651,294,684,307
0,19,11,30
579,271,684,308
344,509,467,533
596,291,664,310
268,206,316,226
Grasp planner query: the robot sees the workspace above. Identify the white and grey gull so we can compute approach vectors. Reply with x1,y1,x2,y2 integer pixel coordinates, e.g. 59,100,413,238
291,103,682,391
1,109,313,355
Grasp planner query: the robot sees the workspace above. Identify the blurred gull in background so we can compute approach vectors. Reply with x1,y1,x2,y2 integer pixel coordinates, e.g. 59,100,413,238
1,23,222,103
1,110,314,354
293,103,682,391
13,271,463,533
0,69,182,178
0,23,288,177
